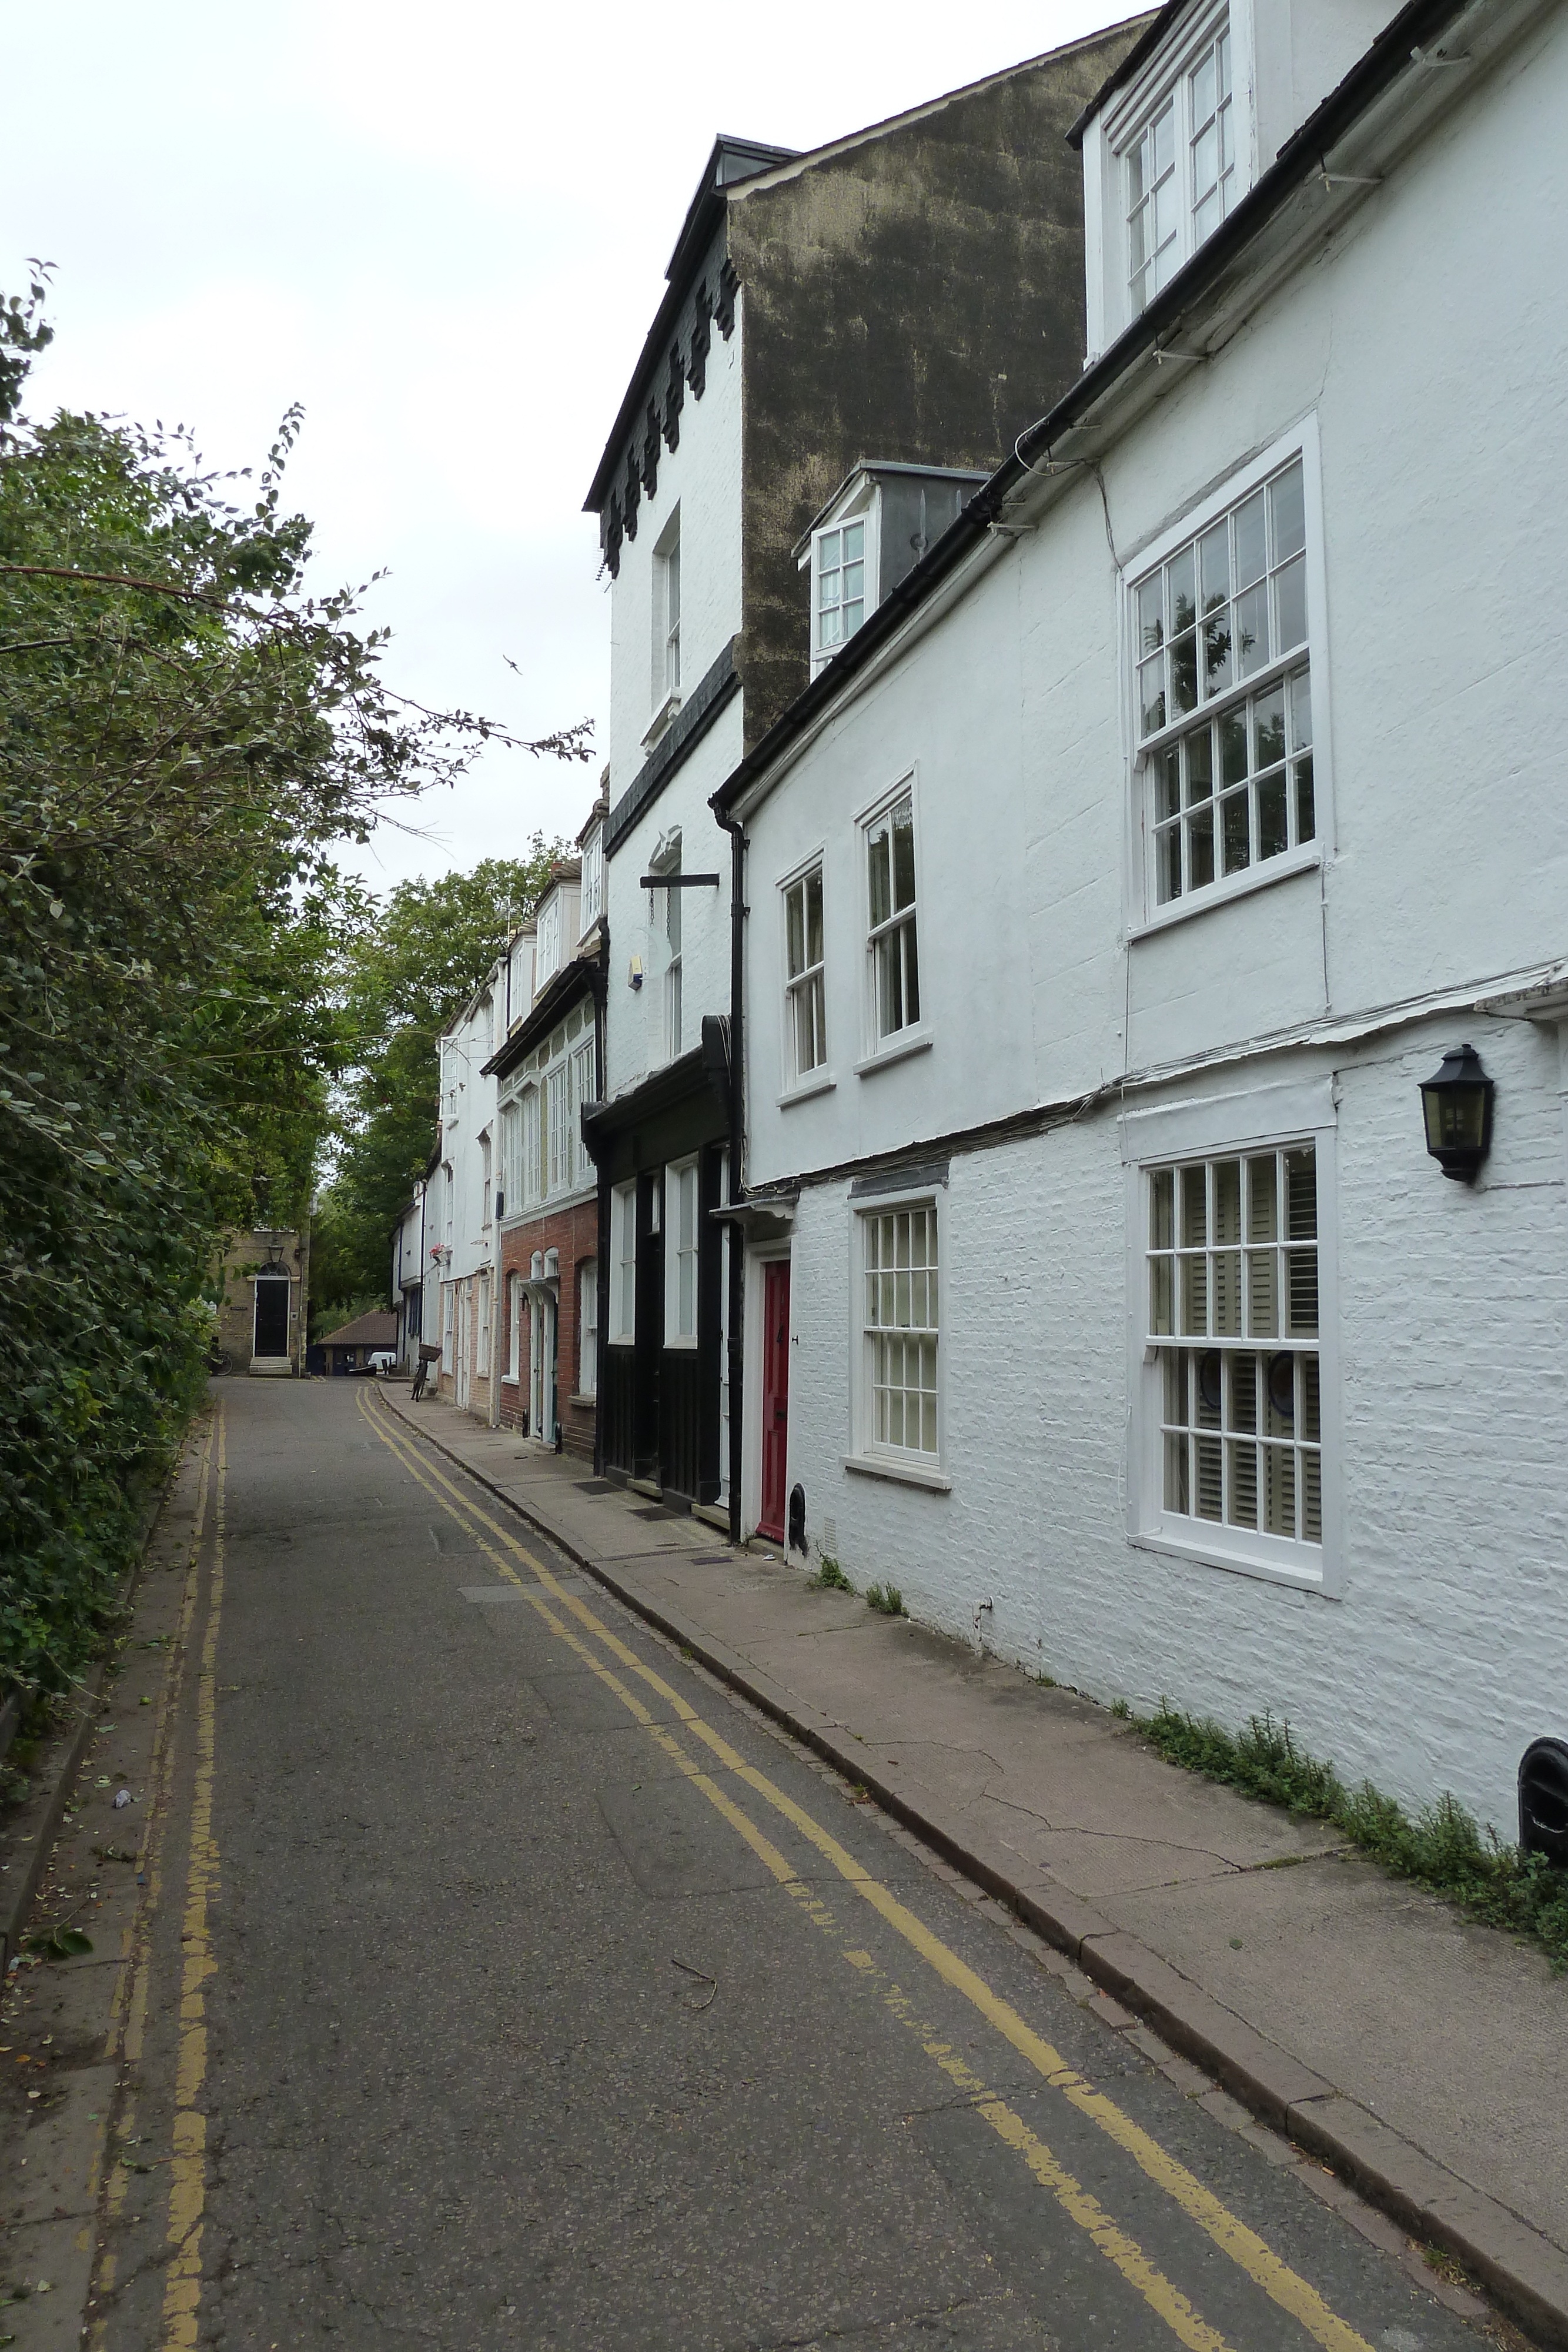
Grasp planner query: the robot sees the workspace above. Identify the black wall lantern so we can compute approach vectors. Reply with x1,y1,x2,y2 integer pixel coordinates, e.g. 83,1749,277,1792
1419,1043,1494,1181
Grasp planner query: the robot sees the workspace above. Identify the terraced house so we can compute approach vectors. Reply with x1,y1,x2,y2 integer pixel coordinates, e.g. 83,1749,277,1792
711,0,1568,1832
581,22,1142,1522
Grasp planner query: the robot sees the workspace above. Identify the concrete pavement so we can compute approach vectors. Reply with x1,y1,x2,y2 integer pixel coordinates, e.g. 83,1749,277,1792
385,1379,1568,2349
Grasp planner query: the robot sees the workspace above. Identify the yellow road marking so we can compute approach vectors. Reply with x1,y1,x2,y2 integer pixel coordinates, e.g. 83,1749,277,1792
360,1390,1238,2349
369,1392,1379,2352
95,1412,218,2341
158,1403,226,2349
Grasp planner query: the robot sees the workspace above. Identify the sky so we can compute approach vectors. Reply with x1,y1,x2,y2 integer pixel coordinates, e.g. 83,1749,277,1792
5,0,1125,896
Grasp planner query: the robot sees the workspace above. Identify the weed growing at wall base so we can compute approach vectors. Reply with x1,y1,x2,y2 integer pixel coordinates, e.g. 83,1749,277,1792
1139,1703,1568,1973
865,1581,907,1617
810,1555,854,1594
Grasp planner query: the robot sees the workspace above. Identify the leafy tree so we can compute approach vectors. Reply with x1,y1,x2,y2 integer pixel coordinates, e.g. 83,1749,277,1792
0,268,589,1695
312,847,569,1320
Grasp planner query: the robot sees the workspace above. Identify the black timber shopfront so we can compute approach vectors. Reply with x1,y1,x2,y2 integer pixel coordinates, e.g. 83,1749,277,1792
584,1019,728,1508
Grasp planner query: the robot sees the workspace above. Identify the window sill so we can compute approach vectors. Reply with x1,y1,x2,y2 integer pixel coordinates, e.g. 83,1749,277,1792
778,1070,836,1109
1129,844,1320,940
854,1030,932,1079
501,1375,520,1387
568,1391,596,1408
844,1451,951,1494
1129,1528,1330,1595
641,691,683,751
664,1335,699,1353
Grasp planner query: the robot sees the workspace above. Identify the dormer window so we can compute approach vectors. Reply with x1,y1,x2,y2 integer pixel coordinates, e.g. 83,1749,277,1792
1079,0,1252,362
817,519,867,657
800,466,982,679
1124,12,1236,318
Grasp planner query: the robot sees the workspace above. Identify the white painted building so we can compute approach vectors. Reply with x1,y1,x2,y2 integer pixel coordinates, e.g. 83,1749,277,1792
433,969,504,1418
584,48,1135,1514
489,797,607,1461
389,1182,428,1374
715,0,1568,1832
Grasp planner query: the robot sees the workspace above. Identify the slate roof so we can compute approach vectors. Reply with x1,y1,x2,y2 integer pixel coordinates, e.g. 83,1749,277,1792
319,1311,397,1349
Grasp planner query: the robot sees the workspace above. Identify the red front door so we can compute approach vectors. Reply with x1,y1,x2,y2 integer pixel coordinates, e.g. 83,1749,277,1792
758,1261,791,1542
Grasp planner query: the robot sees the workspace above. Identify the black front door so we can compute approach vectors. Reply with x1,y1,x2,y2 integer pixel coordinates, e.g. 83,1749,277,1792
253,1278,289,1358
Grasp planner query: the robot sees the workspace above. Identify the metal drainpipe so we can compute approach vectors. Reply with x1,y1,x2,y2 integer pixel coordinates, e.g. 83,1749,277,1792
591,911,611,1477
713,806,747,1544
489,960,504,1430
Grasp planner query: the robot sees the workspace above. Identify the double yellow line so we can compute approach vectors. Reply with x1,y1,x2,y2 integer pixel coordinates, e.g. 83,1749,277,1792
93,1404,228,2352
362,1389,1373,2352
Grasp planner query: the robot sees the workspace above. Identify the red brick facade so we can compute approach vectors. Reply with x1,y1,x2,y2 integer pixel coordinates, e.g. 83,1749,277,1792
497,1200,600,1460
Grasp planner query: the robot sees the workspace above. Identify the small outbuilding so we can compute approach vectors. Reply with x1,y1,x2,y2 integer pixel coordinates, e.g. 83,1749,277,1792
318,1310,397,1377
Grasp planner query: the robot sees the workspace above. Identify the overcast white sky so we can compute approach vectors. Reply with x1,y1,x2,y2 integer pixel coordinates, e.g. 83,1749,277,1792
5,1,1124,894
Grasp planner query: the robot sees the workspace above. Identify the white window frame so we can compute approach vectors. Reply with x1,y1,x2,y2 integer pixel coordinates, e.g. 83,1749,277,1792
536,893,562,990
506,1272,523,1385
571,1038,596,1185
1111,0,1243,321
498,1100,519,1218
1122,1077,1342,1595
610,1181,637,1344
1125,422,1330,936
664,1155,699,1351
778,848,830,1099
579,825,604,937
655,852,683,1065
577,1261,598,1398
845,1186,949,1492
480,1130,493,1231
547,1057,573,1197
647,506,682,739
857,771,930,1071
476,1269,492,1377
518,1088,539,1208
810,505,875,671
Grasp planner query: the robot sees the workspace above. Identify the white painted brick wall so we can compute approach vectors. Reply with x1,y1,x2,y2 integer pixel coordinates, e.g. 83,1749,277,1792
743,15,1568,1835
782,1012,1568,1836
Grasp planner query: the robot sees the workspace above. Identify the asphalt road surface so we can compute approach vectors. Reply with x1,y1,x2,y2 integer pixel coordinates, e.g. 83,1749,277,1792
91,1379,1506,2349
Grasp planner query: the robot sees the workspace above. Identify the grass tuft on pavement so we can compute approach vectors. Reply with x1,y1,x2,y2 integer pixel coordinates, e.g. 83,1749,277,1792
1138,1703,1568,1975
809,1555,854,1595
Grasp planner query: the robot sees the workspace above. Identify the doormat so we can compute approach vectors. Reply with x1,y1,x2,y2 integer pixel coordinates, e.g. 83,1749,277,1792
574,1479,614,1495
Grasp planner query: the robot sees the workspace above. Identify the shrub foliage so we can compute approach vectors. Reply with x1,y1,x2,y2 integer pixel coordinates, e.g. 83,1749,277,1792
0,272,586,1696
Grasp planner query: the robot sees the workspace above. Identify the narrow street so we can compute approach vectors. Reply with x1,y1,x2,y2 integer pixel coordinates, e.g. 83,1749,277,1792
83,1381,1502,2348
